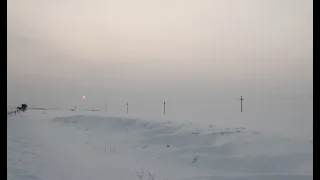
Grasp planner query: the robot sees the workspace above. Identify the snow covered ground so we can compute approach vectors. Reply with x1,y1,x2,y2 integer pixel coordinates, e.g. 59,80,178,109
7,110,312,180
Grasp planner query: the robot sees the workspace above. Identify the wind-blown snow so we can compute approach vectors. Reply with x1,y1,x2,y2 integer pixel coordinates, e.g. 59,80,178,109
7,111,312,180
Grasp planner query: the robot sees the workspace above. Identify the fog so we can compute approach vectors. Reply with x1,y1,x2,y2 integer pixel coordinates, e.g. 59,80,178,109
7,0,312,137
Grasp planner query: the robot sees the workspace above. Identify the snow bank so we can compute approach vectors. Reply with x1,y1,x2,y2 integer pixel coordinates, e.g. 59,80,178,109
8,111,312,180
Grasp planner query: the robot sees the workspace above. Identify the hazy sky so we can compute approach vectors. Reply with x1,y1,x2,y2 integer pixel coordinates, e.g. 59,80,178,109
7,0,312,117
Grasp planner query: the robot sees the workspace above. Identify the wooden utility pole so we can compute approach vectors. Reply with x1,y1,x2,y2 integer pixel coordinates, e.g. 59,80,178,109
126,102,129,114
163,101,166,114
240,96,244,112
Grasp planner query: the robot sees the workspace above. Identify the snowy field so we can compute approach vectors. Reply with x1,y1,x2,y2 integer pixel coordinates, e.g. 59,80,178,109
7,110,312,180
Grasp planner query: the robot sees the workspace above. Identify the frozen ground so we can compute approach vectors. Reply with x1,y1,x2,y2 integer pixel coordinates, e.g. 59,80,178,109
7,110,312,180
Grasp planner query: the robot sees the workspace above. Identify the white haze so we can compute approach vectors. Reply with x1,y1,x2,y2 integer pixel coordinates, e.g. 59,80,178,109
7,0,312,138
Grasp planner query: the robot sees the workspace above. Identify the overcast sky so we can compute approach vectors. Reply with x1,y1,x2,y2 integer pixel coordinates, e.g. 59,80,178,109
7,0,312,127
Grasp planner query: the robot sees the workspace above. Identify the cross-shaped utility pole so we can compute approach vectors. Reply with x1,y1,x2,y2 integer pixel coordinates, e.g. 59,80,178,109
126,102,129,114
240,96,244,112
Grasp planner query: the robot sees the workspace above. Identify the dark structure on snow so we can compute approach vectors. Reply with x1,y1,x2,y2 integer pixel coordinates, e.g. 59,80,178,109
17,104,28,112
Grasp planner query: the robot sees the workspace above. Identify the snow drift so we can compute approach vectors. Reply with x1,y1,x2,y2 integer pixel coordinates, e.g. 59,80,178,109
7,111,312,180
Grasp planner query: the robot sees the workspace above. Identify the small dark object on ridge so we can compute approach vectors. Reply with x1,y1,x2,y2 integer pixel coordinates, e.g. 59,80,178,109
21,104,27,112
16,104,28,112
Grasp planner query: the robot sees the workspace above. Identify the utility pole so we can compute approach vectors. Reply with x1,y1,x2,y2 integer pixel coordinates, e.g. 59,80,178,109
126,102,129,114
240,96,244,112
163,101,166,114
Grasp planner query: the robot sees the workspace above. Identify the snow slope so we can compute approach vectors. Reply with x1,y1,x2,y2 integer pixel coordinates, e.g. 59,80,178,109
7,110,313,180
